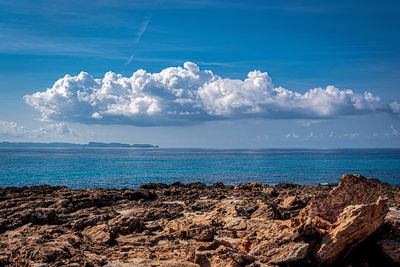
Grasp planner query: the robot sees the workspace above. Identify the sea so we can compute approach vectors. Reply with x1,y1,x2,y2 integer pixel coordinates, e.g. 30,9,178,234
0,148,399,188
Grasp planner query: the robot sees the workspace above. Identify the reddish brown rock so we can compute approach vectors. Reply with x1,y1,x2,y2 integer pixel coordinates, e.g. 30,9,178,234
164,214,217,242
0,175,398,267
314,197,388,265
268,242,309,265
83,223,115,245
299,174,384,228
294,174,389,265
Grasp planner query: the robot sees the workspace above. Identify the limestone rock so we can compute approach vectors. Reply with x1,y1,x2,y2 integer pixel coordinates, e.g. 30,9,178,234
0,175,398,266
268,242,309,264
300,174,384,228
164,214,216,242
195,244,255,267
295,174,389,265
315,197,388,264
83,223,115,245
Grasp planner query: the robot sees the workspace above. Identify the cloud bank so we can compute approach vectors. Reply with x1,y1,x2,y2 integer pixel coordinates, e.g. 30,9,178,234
0,121,76,139
24,62,394,126
0,120,27,137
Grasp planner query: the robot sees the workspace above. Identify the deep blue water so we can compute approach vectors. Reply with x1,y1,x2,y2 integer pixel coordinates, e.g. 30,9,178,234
0,148,399,188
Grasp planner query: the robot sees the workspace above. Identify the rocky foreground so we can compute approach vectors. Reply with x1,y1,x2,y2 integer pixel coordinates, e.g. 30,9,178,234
0,174,399,267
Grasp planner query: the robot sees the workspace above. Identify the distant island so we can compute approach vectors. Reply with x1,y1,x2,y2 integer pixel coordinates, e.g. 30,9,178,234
0,141,159,148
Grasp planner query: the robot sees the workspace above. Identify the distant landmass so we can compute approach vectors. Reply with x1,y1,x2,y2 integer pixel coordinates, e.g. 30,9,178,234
0,142,159,148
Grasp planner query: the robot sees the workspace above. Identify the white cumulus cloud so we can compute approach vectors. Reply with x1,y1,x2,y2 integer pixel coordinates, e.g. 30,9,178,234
24,62,391,126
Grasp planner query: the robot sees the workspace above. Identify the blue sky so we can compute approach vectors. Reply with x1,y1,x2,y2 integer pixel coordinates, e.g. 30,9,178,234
0,0,399,148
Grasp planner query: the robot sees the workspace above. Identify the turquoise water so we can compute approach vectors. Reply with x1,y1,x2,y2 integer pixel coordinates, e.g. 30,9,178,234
0,148,399,188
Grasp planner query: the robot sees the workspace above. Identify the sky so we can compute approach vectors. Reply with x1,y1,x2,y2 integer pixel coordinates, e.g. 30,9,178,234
0,0,399,148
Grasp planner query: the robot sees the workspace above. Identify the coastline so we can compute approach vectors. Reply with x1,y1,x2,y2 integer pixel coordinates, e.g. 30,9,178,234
0,174,399,266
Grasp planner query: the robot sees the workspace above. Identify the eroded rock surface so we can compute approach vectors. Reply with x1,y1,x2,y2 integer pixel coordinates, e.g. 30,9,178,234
0,174,398,267
294,174,390,265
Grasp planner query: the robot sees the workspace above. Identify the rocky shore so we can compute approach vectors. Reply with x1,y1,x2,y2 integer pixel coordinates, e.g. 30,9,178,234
0,174,399,267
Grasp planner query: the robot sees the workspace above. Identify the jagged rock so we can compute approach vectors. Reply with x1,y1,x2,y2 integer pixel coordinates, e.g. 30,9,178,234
108,215,145,235
83,223,116,245
294,174,389,265
251,202,283,220
139,183,169,190
314,197,388,264
197,239,234,251
0,175,398,266
212,182,226,189
105,259,200,267
281,196,301,209
268,242,309,264
187,182,207,189
71,212,116,230
195,245,255,267
234,182,262,191
56,198,71,208
225,218,248,231
164,214,216,242
299,174,384,228
121,190,155,201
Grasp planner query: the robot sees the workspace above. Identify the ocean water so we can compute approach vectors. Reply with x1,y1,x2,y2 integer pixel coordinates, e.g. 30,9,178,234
0,148,399,188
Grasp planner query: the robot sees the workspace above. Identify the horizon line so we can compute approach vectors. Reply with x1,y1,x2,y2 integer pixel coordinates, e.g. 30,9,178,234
1,141,400,150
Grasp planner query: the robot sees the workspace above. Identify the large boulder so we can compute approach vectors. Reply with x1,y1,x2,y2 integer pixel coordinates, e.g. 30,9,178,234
314,197,387,264
299,174,384,227
295,174,389,265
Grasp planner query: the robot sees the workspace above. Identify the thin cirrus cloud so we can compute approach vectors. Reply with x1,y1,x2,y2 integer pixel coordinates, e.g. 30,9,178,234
126,15,152,65
24,62,396,127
